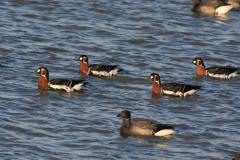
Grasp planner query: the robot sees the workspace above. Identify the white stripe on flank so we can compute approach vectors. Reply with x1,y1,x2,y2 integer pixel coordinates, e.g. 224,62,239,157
70,83,85,92
49,83,85,92
163,90,184,97
154,129,176,136
91,69,120,76
183,89,197,96
49,84,71,92
208,72,238,78
162,90,177,96
163,90,197,97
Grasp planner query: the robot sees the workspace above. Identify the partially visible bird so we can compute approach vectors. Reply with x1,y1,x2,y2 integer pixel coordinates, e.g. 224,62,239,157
192,0,233,14
192,58,239,78
77,55,123,76
35,67,88,92
224,0,240,8
233,154,240,160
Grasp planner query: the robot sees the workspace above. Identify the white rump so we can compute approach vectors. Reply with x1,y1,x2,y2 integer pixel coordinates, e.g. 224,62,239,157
154,129,176,136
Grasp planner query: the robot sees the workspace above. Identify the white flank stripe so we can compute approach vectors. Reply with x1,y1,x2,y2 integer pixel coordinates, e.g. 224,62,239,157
163,90,176,96
208,72,238,78
154,129,176,136
91,69,120,76
49,84,71,92
183,90,197,96
70,83,84,92
163,90,184,97
216,5,233,14
163,90,197,97
49,83,85,92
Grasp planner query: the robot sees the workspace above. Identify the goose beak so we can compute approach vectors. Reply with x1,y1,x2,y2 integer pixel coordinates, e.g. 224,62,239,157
116,114,120,117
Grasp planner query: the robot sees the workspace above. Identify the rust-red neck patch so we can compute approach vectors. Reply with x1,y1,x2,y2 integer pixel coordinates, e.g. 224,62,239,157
152,81,161,94
197,66,206,75
80,63,89,74
38,75,49,89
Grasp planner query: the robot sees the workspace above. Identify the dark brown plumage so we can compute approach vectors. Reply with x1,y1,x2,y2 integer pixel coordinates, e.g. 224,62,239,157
117,110,175,136
192,0,233,14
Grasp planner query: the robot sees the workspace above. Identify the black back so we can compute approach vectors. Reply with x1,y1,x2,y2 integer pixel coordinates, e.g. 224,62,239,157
207,66,238,75
89,64,118,72
162,83,201,93
50,79,88,87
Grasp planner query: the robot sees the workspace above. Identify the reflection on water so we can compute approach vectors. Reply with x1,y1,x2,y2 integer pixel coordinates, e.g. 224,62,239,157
120,132,175,148
196,75,205,78
151,93,161,99
37,89,49,96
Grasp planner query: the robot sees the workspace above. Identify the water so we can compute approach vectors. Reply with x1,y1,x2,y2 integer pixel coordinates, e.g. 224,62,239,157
0,0,240,159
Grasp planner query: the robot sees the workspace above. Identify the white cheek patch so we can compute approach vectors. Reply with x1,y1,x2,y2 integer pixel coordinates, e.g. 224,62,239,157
150,76,153,79
193,60,196,64
80,57,82,61
37,69,40,72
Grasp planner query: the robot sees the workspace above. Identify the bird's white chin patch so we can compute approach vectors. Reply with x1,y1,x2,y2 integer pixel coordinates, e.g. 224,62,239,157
91,69,119,76
208,72,238,78
154,129,176,136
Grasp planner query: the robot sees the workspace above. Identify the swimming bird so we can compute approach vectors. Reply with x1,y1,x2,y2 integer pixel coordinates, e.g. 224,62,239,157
192,58,239,78
233,154,240,160
35,67,88,92
148,73,201,97
77,55,123,76
192,0,233,14
116,110,176,136
224,0,240,8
